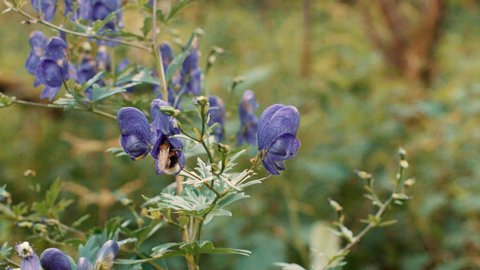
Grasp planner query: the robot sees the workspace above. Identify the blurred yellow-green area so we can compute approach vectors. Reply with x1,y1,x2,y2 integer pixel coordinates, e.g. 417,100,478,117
2,0,480,269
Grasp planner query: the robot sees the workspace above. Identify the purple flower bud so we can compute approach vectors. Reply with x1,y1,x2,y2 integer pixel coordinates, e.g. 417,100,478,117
26,31,47,75
160,43,174,69
257,104,300,175
95,240,119,270
15,242,41,270
237,90,259,145
40,248,72,270
181,39,202,96
77,257,93,270
208,96,225,142
117,107,153,160
31,0,58,22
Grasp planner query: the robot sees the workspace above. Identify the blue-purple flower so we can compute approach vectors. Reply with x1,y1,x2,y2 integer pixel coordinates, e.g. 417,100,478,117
78,0,123,45
26,31,69,101
237,90,259,145
31,0,58,22
117,99,185,175
257,104,300,175
40,248,72,270
95,240,119,270
208,96,225,142
181,39,202,96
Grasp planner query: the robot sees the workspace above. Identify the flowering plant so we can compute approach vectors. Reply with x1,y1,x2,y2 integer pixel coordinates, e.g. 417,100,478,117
0,1,412,269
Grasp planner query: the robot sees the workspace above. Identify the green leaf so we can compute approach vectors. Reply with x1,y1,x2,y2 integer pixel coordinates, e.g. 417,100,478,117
141,16,152,37
164,0,190,21
88,84,127,102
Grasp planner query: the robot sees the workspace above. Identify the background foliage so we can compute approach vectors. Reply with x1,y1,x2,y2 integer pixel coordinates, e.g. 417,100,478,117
1,0,480,269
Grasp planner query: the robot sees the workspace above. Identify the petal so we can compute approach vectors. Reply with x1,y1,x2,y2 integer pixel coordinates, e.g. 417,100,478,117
36,59,64,88
45,37,67,61
208,96,225,141
117,107,152,159
40,248,72,270
160,43,174,68
40,86,61,101
258,105,300,150
29,31,47,51
150,99,174,135
267,133,300,161
25,52,42,75
95,240,119,270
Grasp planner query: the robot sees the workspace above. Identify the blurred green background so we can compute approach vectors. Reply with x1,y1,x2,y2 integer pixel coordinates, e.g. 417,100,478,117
2,0,480,269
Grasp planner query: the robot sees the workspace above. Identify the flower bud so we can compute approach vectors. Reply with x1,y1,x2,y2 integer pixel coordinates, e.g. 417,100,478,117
40,248,72,270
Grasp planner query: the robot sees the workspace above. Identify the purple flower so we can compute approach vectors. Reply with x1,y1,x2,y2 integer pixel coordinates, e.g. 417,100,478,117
26,32,69,101
15,242,41,270
237,90,259,145
117,99,185,175
118,107,152,160
150,99,186,175
257,104,300,175
78,0,123,46
95,240,119,270
153,43,182,107
26,31,48,75
40,248,72,270
208,96,225,142
31,0,58,22
181,41,202,96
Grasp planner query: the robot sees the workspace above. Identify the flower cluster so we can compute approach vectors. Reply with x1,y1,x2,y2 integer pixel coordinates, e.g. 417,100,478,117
15,240,119,270
26,31,69,101
117,99,185,175
156,40,202,108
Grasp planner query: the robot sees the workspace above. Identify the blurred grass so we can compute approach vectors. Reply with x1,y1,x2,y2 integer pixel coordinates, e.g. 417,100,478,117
2,0,480,269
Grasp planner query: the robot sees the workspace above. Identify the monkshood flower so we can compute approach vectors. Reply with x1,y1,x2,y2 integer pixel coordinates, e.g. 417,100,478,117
257,104,300,175
31,0,57,22
26,31,69,101
181,38,202,96
78,0,123,45
15,242,40,270
40,248,72,270
208,96,225,142
237,90,259,145
117,99,185,175
95,240,119,270
154,43,181,107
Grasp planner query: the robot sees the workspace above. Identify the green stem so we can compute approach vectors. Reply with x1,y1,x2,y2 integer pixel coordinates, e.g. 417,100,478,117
151,0,169,101
322,196,394,270
10,98,116,121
